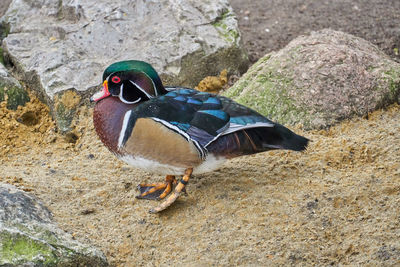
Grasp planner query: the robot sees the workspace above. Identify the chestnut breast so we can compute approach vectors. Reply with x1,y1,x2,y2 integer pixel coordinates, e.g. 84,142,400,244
93,97,133,154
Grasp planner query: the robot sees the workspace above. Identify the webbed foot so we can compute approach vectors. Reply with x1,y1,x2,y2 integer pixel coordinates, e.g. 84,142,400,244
149,168,192,213
136,175,176,200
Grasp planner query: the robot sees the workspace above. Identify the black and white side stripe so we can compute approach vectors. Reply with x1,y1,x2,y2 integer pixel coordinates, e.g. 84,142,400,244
118,110,133,148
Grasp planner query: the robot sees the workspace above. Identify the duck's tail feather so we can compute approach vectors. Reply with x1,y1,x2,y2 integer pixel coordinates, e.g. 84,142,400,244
265,124,309,151
207,124,309,157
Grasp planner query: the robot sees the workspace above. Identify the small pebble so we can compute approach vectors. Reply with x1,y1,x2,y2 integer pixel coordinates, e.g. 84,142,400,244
80,208,95,215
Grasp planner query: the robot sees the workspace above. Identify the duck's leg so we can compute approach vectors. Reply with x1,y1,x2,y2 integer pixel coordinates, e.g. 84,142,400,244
136,175,176,200
149,168,193,213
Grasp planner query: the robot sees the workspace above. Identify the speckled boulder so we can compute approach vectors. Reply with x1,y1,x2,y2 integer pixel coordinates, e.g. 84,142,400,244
224,29,400,129
1,0,248,131
0,183,108,266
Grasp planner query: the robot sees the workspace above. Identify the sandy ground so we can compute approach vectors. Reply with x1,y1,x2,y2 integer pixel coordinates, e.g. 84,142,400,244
1,91,399,266
1,0,400,266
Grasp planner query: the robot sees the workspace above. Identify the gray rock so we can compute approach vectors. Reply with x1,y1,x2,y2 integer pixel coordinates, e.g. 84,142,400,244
0,63,30,110
0,183,108,266
0,62,19,88
223,29,400,129
1,0,248,131
0,0,11,18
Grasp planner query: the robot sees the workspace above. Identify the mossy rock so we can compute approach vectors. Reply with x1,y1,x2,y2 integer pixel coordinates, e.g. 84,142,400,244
0,183,109,266
54,90,81,132
0,231,59,265
0,62,29,110
0,85,4,102
0,230,108,266
0,83,30,110
4,85,30,110
212,8,240,44
224,55,312,127
224,29,400,129
0,46,5,65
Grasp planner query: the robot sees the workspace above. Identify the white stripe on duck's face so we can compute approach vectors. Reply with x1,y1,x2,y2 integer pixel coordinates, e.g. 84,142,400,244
107,71,157,104
119,83,142,104
119,153,226,175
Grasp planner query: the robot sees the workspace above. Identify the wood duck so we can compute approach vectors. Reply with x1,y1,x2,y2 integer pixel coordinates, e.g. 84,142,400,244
91,60,309,213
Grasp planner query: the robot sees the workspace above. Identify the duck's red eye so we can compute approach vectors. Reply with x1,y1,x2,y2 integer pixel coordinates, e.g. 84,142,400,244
111,76,121,83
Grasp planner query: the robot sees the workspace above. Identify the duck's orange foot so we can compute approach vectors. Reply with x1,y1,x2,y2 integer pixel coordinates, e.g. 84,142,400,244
136,175,176,200
149,168,192,213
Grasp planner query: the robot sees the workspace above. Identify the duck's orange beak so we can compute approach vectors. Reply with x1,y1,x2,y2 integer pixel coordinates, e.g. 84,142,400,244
90,80,111,102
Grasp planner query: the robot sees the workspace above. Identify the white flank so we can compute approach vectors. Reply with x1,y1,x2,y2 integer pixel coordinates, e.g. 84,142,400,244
120,155,186,174
119,154,226,175
118,110,132,148
192,154,226,175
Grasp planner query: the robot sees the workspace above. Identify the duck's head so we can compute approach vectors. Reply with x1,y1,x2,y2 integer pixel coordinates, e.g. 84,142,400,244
90,60,167,104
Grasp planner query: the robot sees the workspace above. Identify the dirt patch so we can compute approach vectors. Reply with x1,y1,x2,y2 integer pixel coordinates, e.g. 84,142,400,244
0,92,55,157
1,91,399,266
230,0,400,63
195,69,228,94
55,90,81,110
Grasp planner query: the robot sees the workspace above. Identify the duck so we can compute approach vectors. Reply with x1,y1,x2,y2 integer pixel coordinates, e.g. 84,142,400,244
91,60,309,213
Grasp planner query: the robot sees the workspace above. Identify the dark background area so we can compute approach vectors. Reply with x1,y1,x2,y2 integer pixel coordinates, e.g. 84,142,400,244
230,0,400,63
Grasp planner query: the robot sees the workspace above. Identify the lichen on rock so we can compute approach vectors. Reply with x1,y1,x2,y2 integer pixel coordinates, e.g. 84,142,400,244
0,183,109,266
3,85,30,110
0,231,58,265
54,90,81,132
212,8,240,44
0,63,29,110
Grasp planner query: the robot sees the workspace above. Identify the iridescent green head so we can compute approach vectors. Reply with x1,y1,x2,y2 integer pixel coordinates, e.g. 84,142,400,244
91,60,167,103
